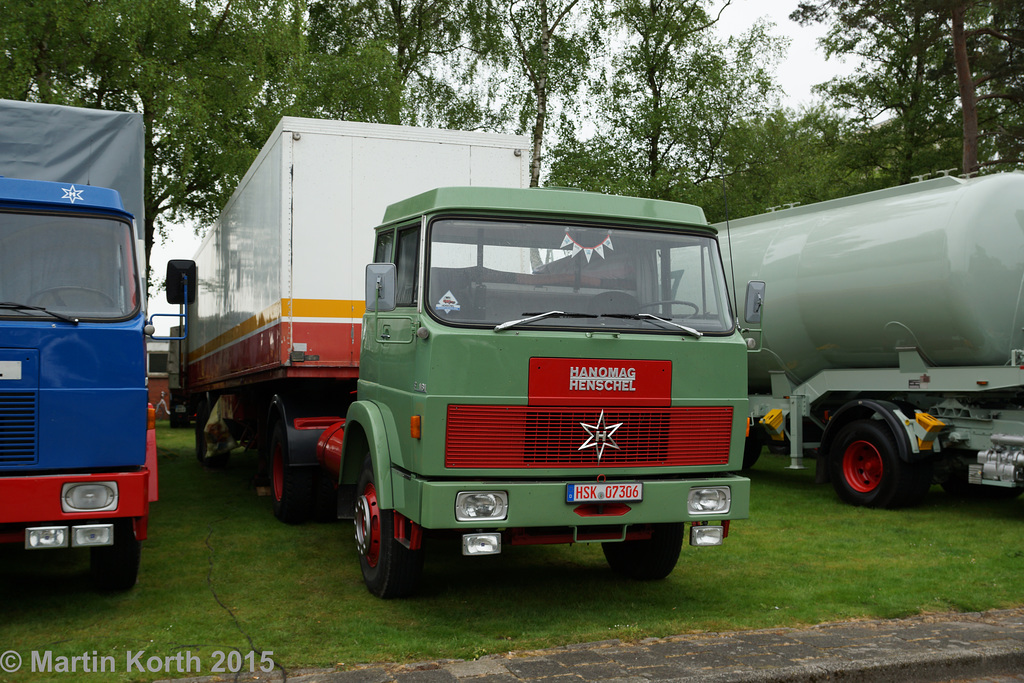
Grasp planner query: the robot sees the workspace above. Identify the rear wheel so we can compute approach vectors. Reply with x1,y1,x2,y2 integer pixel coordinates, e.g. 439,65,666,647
90,520,141,591
602,523,684,580
354,456,423,598
270,422,313,524
829,419,932,509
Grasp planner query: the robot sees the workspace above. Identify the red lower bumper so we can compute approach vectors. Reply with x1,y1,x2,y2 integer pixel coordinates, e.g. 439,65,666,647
0,470,150,543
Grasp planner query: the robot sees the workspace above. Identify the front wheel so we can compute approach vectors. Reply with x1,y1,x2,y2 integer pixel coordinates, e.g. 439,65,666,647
354,456,424,598
602,523,684,580
90,520,141,591
828,419,932,509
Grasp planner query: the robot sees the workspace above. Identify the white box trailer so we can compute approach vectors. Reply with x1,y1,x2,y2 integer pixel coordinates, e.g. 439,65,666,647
173,117,530,519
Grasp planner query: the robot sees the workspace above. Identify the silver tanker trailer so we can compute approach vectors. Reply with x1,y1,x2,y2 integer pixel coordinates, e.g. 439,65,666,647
720,171,1024,508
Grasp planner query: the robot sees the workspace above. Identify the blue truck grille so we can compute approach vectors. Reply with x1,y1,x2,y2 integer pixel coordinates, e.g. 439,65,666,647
0,391,38,465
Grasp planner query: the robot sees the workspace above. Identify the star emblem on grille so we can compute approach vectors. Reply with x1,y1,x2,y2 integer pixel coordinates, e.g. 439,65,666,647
578,410,623,463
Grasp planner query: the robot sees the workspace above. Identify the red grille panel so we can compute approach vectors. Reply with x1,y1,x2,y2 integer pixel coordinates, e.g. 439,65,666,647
445,405,733,469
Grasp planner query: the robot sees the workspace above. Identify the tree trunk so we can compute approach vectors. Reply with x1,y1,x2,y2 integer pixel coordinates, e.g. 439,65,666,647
951,1,980,175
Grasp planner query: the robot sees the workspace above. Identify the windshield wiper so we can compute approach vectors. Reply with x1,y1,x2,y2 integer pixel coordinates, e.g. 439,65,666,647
0,301,79,325
600,312,702,338
494,310,597,332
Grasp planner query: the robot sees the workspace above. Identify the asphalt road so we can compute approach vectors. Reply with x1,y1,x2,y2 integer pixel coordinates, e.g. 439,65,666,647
159,607,1024,683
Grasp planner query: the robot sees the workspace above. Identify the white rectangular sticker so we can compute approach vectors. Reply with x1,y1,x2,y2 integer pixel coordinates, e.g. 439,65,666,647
0,361,22,381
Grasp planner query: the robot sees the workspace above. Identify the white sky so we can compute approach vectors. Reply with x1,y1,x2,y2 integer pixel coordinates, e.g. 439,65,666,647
147,0,854,333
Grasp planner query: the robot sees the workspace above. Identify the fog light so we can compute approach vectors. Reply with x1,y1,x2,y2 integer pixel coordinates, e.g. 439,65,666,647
71,524,114,547
455,491,508,522
687,487,731,515
62,482,118,512
690,525,724,546
463,533,502,555
25,526,68,549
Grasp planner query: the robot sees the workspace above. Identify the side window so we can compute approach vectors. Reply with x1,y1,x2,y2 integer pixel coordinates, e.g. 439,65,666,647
395,226,420,307
374,230,394,263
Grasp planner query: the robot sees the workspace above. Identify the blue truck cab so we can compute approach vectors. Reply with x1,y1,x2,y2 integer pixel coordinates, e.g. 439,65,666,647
0,176,155,590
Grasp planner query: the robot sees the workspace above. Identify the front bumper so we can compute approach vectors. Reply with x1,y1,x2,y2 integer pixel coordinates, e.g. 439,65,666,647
391,470,750,530
0,470,150,544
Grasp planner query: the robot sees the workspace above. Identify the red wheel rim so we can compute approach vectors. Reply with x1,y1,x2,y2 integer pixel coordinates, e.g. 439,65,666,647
355,482,381,568
272,444,284,502
843,440,883,493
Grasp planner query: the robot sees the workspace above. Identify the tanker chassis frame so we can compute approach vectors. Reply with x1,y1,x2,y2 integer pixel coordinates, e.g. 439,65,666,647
745,345,1024,508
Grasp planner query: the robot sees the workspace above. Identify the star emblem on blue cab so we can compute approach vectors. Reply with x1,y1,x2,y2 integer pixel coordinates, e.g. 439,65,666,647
62,184,84,203
578,410,623,463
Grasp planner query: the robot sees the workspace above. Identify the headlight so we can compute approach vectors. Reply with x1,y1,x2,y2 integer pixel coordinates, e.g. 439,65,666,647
687,487,731,515
25,526,68,549
72,524,114,547
462,533,502,555
62,482,118,512
455,491,508,522
690,525,724,546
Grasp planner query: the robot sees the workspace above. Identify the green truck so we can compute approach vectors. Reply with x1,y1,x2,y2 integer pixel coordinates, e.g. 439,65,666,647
174,120,751,598
324,186,751,596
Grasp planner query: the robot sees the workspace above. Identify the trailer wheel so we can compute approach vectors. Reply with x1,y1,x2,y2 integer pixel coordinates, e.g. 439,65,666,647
354,456,423,598
601,523,684,580
829,420,932,509
90,520,141,591
270,422,313,524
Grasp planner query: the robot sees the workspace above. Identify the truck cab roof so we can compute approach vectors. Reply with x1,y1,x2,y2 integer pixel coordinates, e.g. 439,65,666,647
0,176,128,215
380,186,712,232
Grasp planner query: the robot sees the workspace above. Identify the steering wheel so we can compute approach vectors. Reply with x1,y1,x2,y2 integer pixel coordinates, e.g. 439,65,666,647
639,300,699,316
27,287,117,310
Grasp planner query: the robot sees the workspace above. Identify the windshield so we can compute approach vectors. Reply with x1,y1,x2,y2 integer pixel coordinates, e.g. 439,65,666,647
427,218,734,333
0,210,140,320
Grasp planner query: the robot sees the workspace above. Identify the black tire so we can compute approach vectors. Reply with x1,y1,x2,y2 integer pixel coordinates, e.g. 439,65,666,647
742,433,763,470
90,520,141,591
269,422,313,524
169,409,188,429
602,523,684,580
828,419,933,509
354,455,424,598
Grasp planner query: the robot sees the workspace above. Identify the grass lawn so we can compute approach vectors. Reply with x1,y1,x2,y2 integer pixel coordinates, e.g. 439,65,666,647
3,423,1024,682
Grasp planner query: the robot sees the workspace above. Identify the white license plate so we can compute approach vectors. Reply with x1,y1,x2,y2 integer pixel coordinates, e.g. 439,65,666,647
566,482,643,503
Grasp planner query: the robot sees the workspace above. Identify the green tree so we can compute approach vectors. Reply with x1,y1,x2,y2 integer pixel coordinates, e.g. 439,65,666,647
0,0,308,272
497,0,603,186
549,0,784,204
794,0,1023,180
695,105,905,222
793,0,961,185
946,0,1024,173
307,0,503,129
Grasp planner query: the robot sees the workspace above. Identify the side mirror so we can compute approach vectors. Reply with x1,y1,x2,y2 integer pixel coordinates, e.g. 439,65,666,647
166,260,197,305
744,280,765,324
365,263,396,313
